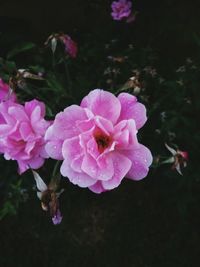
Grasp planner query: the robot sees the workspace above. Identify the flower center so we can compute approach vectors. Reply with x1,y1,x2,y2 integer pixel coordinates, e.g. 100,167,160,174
94,130,111,153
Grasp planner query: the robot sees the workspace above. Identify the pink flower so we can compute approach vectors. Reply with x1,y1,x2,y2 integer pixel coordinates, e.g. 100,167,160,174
0,78,17,102
59,35,78,58
45,89,152,193
111,0,132,21
0,99,51,174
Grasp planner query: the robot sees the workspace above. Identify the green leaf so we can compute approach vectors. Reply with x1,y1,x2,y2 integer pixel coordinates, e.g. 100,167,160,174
7,42,36,59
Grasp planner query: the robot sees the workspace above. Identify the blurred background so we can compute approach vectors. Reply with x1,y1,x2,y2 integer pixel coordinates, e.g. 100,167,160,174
0,0,200,266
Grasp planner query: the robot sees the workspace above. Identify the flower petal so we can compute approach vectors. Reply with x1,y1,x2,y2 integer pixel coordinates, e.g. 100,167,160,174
62,136,83,161
8,105,28,122
89,181,106,194
114,119,138,149
82,153,114,180
45,140,63,160
123,144,152,180
25,99,45,118
19,122,34,141
81,89,121,124
28,156,45,170
118,93,147,129
102,152,132,190
60,159,96,187
53,105,88,140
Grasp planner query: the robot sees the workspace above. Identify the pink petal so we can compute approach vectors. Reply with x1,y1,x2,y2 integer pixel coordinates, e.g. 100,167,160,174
96,154,114,181
19,122,34,141
18,160,29,174
25,99,45,117
89,181,106,194
8,106,28,122
28,157,45,170
30,106,41,124
118,93,147,129
114,119,138,149
94,116,113,135
86,138,100,159
0,124,13,137
62,136,83,161
45,140,63,160
60,159,96,187
24,141,35,155
53,105,88,140
79,128,94,151
71,155,84,172
81,89,121,124
81,154,98,178
0,102,15,125
33,119,50,135
102,152,132,190
45,124,56,140
82,153,114,180
76,118,94,132
39,145,49,158
123,144,152,180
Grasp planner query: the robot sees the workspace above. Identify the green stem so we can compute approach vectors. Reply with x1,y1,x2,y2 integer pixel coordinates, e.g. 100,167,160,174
52,160,60,178
64,60,72,95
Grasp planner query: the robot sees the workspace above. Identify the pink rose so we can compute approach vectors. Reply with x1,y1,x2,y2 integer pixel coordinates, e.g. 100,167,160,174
0,78,17,102
60,35,78,58
111,0,132,21
0,99,51,174
45,89,152,193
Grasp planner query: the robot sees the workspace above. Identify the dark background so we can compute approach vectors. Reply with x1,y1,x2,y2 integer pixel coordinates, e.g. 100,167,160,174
1,1,200,267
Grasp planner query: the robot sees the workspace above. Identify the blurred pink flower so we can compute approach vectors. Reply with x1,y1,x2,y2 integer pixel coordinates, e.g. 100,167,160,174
111,0,132,21
0,99,51,174
45,89,152,193
0,78,17,102
60,35,78,58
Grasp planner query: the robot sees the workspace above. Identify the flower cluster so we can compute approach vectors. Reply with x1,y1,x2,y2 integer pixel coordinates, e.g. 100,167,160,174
0,96,51,174
45,89,152,193
0,79,152,193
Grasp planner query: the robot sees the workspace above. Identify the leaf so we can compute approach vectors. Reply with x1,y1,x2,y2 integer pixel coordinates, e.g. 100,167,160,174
7,42,36,59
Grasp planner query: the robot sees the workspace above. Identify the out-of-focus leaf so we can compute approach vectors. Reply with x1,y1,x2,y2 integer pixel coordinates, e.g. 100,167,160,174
46,73,64,92
7,42,36,59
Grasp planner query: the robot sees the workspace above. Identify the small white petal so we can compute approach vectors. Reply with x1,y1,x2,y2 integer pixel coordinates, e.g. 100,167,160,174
51,38,57,54
176,164,183,175
162,157,175,164
32,170,48,192
165,143,177,156
37,191,42,200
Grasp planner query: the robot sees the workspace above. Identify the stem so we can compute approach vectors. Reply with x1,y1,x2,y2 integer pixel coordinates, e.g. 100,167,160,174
64,60,72,95
52,53,56,70
52,160,60,178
